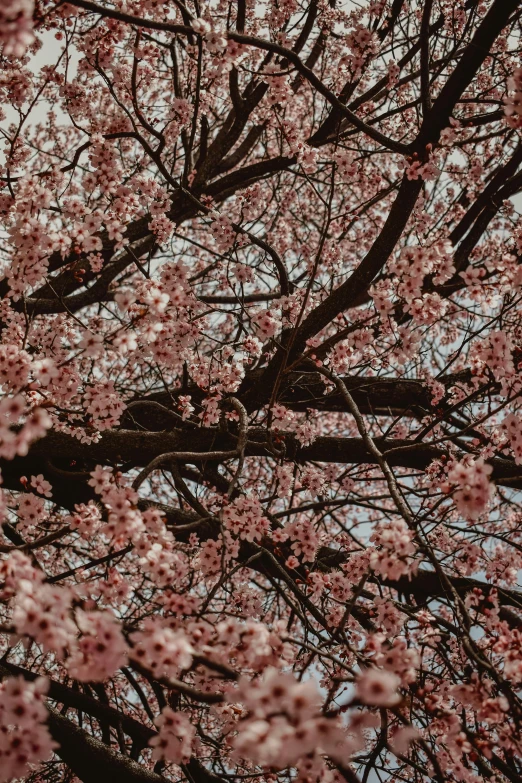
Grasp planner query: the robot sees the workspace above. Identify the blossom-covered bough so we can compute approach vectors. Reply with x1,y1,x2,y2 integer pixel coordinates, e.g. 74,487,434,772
0,0,522,781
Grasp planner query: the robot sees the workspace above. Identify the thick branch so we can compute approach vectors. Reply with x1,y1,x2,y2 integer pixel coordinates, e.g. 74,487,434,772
2,428,522,492
46,708,166,783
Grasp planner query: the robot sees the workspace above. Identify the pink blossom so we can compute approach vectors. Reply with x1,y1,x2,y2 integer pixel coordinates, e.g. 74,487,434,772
30,474,52,498
67,609,128,682
390,725,420,755
150,707,195,763
0,1,35,57
130,621,194,678
447,457,493,521
0,677,56,782
356,668,401,706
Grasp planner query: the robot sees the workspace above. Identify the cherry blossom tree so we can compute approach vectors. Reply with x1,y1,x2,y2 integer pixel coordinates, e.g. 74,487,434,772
0,1,522,782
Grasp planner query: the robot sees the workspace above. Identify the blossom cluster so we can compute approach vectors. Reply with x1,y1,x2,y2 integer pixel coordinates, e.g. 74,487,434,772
229,669,349,769
500,413,522,464
2,550,128,682
150,707,195,765
446,457,493,522
130,620,193,680
0,394,51,461
271,403,321,447
223,495,271,542
504,67,522,128
0,677,56,783
369,518,418,580
469,330,516,391
388,242,454,321
0,0,34,57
